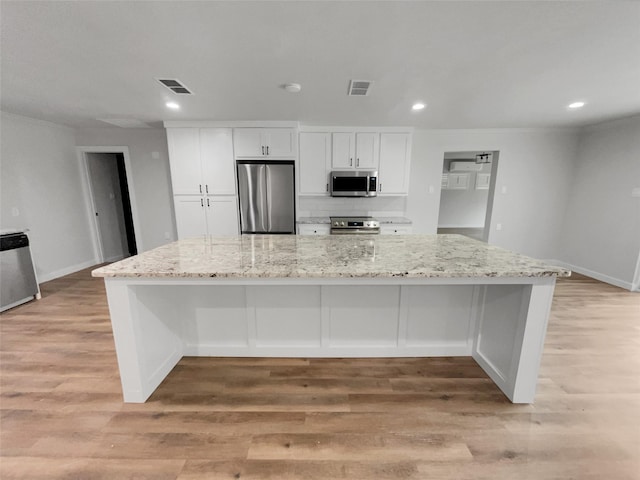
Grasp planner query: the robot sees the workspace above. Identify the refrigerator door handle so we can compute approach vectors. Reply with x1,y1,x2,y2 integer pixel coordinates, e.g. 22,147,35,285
264,165,272,232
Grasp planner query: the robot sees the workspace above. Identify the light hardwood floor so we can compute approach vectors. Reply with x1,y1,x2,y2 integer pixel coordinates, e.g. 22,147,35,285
1,268,638,479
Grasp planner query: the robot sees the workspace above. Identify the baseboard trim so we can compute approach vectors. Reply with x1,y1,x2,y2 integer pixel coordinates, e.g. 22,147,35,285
38,259,99,283
548,259,634,291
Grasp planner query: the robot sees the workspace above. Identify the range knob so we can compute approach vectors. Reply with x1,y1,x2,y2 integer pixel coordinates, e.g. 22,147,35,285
333,221,339,226
340,222,345,226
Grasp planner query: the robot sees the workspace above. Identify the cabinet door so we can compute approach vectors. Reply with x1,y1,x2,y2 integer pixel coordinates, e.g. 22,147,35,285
448,173,469,190
298,224,330,235
378,133,411,195
355,133,379,170
205,196,239,235
174,195,207,239
166,128,203,195
299,132,331,195
200,128,236,195
233,129,264,157
331,132,354,169
264,129,296,157
380,225,413,235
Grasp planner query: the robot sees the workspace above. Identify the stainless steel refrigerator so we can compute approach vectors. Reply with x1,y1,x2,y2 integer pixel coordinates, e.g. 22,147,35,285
237,161,295,234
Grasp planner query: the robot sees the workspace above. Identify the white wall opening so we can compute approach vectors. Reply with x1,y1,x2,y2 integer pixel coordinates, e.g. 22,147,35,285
77,146,142,262
437,150,499,242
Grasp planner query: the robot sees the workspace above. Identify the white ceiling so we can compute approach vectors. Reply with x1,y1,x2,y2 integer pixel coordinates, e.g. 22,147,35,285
2,1,639,129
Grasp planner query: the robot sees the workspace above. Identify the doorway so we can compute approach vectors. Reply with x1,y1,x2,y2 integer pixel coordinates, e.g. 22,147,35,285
437,151,499,242
78,147,140,263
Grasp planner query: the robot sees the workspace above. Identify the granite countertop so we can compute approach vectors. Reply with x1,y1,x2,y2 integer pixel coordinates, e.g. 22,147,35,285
297,216,412,225
92,234,570,279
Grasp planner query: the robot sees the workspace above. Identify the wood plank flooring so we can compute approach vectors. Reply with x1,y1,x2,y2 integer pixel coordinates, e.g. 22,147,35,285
1,269,638,479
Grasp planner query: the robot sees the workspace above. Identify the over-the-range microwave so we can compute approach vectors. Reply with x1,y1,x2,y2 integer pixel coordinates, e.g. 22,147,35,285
330,170,378,197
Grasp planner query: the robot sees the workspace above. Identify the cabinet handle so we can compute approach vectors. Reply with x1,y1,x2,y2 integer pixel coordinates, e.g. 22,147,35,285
266,146,269,155
350,157,353,166
207,198,210,207
262,146,265,155
199,184,202,194
357,158,360,167
205,184,209,194
326,183,329,192
200,198,204,207
380,183,383,191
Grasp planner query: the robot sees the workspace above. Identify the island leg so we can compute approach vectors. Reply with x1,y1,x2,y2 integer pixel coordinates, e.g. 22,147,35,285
472,279,556,403
104,280,184,402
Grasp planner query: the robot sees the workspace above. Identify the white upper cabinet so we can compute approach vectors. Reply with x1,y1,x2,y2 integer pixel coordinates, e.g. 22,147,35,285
331,132,379,170
200,128,236,195
233,128,296,158
166,128,202,195
378,133,412,195
299,132,331,195
355,133,379,169
167,127,236,196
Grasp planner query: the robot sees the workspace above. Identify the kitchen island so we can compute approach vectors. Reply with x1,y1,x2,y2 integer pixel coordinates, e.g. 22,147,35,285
92,234,570,403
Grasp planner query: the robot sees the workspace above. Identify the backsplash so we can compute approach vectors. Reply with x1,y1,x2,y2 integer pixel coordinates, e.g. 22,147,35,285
298,196,407,218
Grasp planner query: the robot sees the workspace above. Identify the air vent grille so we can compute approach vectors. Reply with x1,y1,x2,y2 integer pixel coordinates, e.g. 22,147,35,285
348,80,372,96
157,78,193,95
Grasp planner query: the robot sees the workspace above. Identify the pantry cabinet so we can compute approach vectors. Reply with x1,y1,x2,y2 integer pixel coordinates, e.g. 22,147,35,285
173,195,239,238
299,132,331,195
166,127,239,239
233,128,296,158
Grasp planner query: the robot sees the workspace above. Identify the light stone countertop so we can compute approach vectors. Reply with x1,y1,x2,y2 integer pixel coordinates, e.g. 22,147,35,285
92,234,570,279
296,216,412,225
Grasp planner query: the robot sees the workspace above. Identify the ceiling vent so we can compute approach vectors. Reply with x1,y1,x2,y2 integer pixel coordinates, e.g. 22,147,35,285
348,80,372,96
157,79,193,95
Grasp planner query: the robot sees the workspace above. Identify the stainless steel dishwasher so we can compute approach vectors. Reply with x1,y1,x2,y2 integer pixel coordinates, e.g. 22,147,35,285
0,232,41,312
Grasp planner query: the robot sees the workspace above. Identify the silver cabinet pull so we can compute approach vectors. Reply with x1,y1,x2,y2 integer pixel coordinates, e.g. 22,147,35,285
350,158,353,166
205,184,209,194
266,146,269,155
199,184,202,194
200,198,204,207
207,198,210,207
380,183,383,191
326,183,328,192
262,146,265,155
357,158,360,167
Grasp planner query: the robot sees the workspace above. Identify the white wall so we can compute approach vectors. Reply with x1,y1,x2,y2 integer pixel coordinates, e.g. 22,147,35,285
0,113,96,281
559,115,640,290
407,129,580,260
74,128,176,250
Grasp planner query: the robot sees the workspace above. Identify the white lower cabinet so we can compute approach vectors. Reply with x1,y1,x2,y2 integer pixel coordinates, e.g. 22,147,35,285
174,195,239,239
380,225,413,235
298,224,331,235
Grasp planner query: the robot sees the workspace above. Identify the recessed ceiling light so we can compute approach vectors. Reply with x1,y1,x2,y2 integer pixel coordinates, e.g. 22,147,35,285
412,102,426,111
283,83,302,93
166,102,180,110
568,101,585,109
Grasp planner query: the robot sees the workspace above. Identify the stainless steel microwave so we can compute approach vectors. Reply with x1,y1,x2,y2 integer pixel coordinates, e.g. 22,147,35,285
330,170,378,197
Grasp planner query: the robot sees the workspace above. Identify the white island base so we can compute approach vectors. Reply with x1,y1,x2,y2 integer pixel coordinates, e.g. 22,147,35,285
104,276,556,404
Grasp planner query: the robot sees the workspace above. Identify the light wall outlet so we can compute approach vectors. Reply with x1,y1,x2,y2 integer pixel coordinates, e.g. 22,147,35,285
632,187,640,198
152,151,160,160
428,185,434,194
501,186,507,194
11,207,19,217
164,231,172,240
496,223,503,231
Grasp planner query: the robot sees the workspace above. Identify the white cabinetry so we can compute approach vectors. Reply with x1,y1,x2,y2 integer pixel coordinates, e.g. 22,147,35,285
299,132,331,196
446,173,470,190
378,133,411,195
380,225,413,235
298,224,331,235
233,128,296,158
166,127,239,238
331,132,379,170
